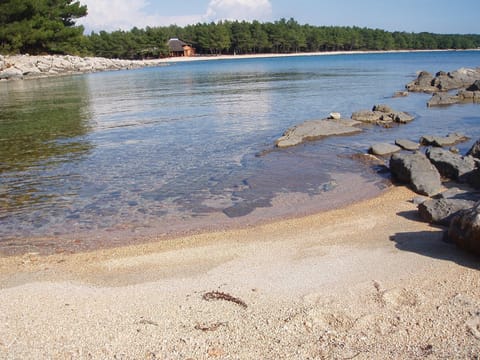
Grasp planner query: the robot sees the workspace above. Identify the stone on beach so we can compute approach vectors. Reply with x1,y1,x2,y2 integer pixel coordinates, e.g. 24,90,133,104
449,202,480,256
275,118,362,148
389,152,442,197
418,198,476,226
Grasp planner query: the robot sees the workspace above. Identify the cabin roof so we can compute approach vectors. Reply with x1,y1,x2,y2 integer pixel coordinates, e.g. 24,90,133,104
168,38,189,52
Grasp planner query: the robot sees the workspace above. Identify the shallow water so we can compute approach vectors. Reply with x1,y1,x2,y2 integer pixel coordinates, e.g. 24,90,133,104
1,51,480,254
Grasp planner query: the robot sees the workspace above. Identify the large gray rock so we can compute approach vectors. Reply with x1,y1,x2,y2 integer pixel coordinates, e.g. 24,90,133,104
0,67,23,80
448,203,480,256
389,152,443,196
420,133,469,147
418,198,476,226
275,118,362,148
426,147,476,181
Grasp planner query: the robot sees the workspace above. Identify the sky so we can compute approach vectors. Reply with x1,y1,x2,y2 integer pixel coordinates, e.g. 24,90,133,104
78,0,480,35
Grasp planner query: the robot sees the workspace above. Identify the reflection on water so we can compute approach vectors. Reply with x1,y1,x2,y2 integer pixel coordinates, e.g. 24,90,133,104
2,51,480,254
0,77,92,217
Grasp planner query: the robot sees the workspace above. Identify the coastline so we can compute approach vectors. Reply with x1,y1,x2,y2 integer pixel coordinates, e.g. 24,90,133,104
1,49,479,81
1,185,479,358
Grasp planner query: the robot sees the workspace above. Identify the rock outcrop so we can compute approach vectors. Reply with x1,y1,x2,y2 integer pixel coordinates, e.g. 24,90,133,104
407,68,480,93
389,152,443,196
275,118,362,148
0,54,168,80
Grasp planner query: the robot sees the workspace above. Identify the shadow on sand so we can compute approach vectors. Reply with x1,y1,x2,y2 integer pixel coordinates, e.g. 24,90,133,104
390,212,480,271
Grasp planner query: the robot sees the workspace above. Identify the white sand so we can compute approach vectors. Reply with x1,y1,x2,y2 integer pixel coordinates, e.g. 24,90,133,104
0,185,479,359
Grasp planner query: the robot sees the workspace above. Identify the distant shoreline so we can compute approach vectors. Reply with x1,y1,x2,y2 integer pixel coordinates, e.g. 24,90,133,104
1,49,479,81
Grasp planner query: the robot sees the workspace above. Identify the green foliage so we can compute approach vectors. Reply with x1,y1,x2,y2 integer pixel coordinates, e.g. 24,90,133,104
0,0,87,54
2,6,480,59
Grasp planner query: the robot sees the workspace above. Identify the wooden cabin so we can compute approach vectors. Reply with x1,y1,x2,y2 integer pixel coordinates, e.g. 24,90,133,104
167,38,196,57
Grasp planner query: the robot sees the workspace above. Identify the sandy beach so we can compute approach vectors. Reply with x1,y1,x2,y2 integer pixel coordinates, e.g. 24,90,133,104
1,184,479,359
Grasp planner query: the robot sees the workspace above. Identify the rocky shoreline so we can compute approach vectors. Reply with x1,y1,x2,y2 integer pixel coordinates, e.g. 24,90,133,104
0,54,168,80
276,67,480,257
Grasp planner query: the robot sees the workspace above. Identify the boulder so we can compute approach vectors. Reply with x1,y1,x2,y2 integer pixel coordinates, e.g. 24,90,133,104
448,202,480,256
275,118,362,148
418,198,476,226
407,67,480,94
369,143,401,156
389,152,442,196
426,147,476,181
420,133,469,147
392,111,415,124
351,110,385,123
468,168,480,189
395,139,420,151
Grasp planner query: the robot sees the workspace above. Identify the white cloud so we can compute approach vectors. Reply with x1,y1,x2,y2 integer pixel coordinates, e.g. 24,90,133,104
78,0,273,33
78,0,204,32
206,0,272,22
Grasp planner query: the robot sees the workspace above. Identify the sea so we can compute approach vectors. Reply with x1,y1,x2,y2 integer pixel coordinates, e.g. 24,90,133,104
1,51,480,254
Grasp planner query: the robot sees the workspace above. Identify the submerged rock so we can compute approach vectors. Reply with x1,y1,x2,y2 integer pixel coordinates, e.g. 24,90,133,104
389,152,442,196
275,118,362,148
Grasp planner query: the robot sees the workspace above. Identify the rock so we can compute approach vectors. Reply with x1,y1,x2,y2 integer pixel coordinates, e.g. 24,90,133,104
328,112,341,120
392,112,415,124
0,67,23,80
448,203,480,256
427,93,461,107
275,119,362,148
418,198,476,226
426,147,476,181
467,80,480,92
407,67,480,93
393,91,409,98
467,168,480,189
406,71,437,93
351,110,385,123
351,107,414,127
372,104,394,113
420,133,469,147
389,152,443,197
369,143,401,156
467,139,480,159
395,139,420,151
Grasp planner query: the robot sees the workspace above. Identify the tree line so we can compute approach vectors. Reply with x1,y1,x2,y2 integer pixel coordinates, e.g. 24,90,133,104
1,1,479,59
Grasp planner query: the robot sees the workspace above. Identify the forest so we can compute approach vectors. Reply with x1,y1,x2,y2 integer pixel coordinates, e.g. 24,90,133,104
1,0,479,59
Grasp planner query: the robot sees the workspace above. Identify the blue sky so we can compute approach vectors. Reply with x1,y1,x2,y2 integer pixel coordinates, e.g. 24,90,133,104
78,0,480,35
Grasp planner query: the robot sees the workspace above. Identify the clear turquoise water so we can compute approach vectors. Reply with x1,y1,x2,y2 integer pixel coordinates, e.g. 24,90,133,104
1,51,480,254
